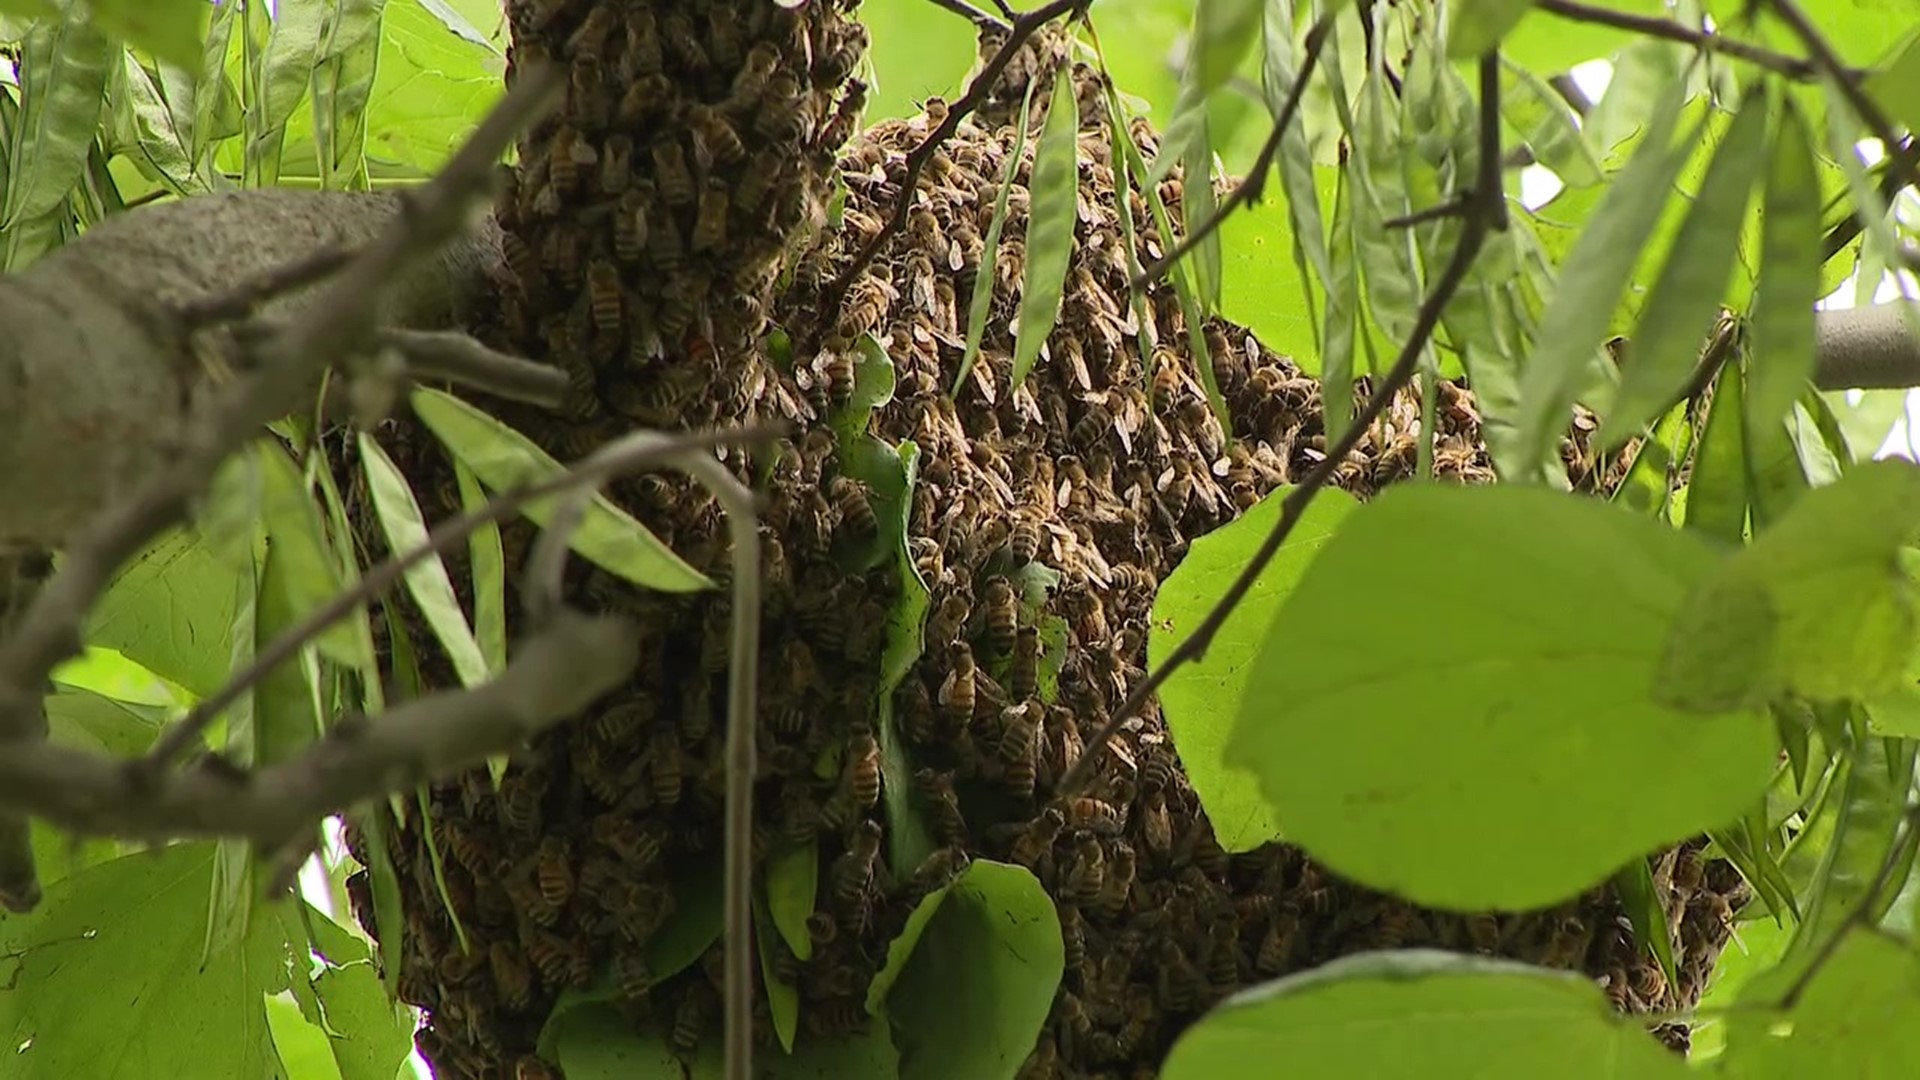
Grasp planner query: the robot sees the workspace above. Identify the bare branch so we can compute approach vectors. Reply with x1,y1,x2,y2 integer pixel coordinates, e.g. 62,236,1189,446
0,612,638,846
1066,51,1511,796
140,421,781,772
176,244,360,328
1536,0,1828,81
377,328,571,408
922,0,1012,32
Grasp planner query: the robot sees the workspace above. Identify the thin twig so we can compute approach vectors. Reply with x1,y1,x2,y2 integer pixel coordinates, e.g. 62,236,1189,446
1535,0,1829,82
1768,0,1920,195
378,328,571,408
814,0,1090,345
922,0,1012,32
140,422,781,771
1063,52,1510,797
1131,12,1336,289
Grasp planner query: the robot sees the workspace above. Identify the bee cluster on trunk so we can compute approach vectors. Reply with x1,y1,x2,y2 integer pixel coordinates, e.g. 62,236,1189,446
337,11,1741,1080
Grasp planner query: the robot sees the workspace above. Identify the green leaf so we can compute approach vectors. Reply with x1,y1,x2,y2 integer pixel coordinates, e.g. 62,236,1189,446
867,876,958,1016
1866,27,1920,138
43,685,166,758
1499,58,1601,188
89,0,206,68
87,529,246,700
767,841,819,963
1219,181,1339,374
358,431,488,687
1225,485,1778,911
885,862,1061,1080
859,439,935,872
551,1005,684,1079
302,903,415,1080
831,331,899,444
1723,929,1920,1078
1152,486,1359,851
1010,67,1079,390
1612,399,1693,521
1745,95,1822,431
754,898,800,1053
1685,362,1750,542
1191,0,1263,95
956,79,1034,395
1512,71,1691,477
1448,0,1537,59
1500,0,1668,75
0,844,287,1079
409,386,711,593
258,440,375,671
453,459,508,672
1610,858,1678,992
1672,461,1920,706
356,811,405,998
308,0,385,190
242,0,324,185
3,4,113,228
266,994,340,1080
646,857,724,981
1162,951,1687,1079
1602,95,1768,449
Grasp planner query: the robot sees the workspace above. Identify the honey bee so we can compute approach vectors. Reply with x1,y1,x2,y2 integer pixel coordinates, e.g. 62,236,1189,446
901,845,970,906
570,54,610,130
1058,900,1087,971
997,701,1040,794
832,820,883,907
489,940,533,1009
705,5,744,69
501,231,543,292
597,132,633,194
1004,516,1043,567
729,236,785,295
735,148,788,222
614,949,653,1004
816,78,868,153
616,73,673,128
513,1054,561,1080
729,41,780,110
843,729,881,809
541,228,583,287
1008,625,1041,701
1016,1034,1061,1080
822,350,856,404
913,767,968,847
434,818,489,874
659,10,707,70
1065,796,1124,836
1670,846,1705,900
925,591,970,649
584,258,623,335
1465,911,1502,953
1094,840,1135,921
1158,941,1206,1014
754,72,809,142
686,102,746,166
652,139,694,207
531,836,574,908
936,643,977,727
837,274,893,338
1056,833,1102,906
1071,399,1113,450
647,203,686,272
691,178,730,253
438,946,486,987
812,21,867,86
980,575,1019,655
828,475,878,543
523,924,587,988
547,125,586,199
1254,907,1300,975
649,723,684,807
622,10,663,76
670,983,714,1057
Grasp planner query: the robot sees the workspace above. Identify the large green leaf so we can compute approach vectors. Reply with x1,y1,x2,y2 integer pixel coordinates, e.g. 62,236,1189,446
0,844,288,1079
89,0,206,68
1010,67,1079,390
1448,0,1537,59
1152,486,1360,851
1722,929,1920,1077
358,431,489,687
1661,461,1920,710
1500,0,1667,74
886,862,1062,1080
1225,485,1778,911
300,903,415,1080
3,2,113,230
43,684,166,758
1162,951,1686,1079
409,386,711,593
1218,175,1340,373
86,528,246,700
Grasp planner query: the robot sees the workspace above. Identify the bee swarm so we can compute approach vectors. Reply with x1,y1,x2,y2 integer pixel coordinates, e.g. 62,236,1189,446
340,11,1741,1080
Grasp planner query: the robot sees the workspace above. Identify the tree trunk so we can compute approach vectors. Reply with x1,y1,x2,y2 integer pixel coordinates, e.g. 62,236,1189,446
338,7,1740,1077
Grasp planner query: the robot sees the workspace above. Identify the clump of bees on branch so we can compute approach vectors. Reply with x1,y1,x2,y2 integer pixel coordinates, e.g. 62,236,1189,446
341,11,1741,1079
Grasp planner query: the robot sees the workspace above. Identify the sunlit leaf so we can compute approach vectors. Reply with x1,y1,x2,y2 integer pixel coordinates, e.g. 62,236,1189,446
43,685,166,758
243,0,324,185
258,440,375,671
956,79,1035,395
1602,94,1767,448
1191,0,1263,94
767,842,819,963
1152,486,1360,851
0,845,287,1079
1226,485,1777,910
1725,929,1920,1077
886,862,1061,1080
302,903,415,1080
453,459,508,672
1499,58,1601,188
358,431,489,687
89,0,206,68
1448,0,1537,59
1011,68,1079,390
409,386,711,593
1685,362,1749,543
1745,94,1823,431
868,440,937,872
87,529,246,700
1610,858,1678,991
3,4,113,229
1163,951,1686,1079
